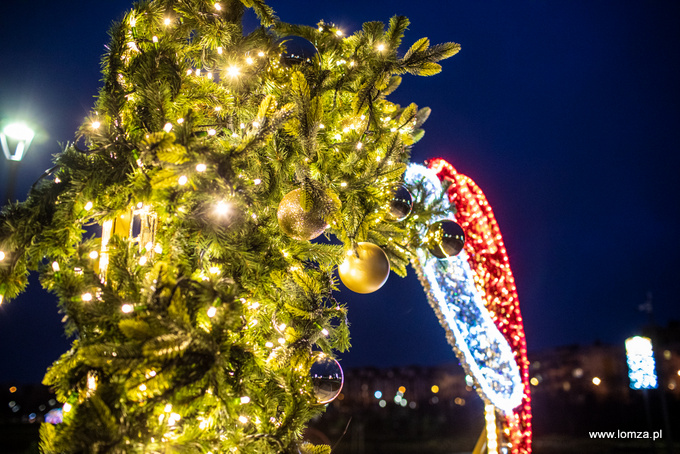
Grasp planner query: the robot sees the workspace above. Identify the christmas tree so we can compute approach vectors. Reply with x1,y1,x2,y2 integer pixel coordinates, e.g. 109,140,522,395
0,0,459,452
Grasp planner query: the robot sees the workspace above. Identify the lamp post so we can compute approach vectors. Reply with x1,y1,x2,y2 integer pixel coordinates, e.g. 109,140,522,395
1,121,35,202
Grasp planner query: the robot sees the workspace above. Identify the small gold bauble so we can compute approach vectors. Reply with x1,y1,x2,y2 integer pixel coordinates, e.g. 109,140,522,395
338,242,390,294
426,219,465,259
277,188,328,241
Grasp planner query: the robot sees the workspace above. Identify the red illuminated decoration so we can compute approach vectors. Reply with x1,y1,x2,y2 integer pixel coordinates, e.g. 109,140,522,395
428,158,532,454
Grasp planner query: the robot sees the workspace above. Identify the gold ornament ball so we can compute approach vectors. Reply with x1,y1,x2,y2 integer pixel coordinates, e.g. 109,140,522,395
338,242,390,294
426,219,465,259
277,189,328,241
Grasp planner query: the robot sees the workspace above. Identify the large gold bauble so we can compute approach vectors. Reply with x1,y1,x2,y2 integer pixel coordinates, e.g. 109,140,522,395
277,189,328,241
338,242,390,294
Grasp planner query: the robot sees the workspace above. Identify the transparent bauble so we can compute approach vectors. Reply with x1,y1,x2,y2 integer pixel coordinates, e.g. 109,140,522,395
278,36,319,67
387,185,413,222
310,352,344,404
426,219,465,259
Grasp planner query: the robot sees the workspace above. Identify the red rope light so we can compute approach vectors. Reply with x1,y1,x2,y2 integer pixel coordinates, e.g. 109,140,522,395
428,158,532,454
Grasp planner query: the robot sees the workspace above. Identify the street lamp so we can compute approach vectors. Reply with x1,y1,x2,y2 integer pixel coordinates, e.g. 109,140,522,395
1,121,36,202
1,121,35,161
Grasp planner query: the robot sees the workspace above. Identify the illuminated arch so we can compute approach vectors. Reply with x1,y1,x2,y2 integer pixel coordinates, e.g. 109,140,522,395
428,158,532,454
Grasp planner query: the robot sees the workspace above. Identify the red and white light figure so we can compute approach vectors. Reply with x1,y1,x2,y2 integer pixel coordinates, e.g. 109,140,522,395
428,158,532,454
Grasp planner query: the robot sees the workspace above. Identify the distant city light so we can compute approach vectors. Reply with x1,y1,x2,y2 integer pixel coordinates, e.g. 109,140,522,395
625,336,658,390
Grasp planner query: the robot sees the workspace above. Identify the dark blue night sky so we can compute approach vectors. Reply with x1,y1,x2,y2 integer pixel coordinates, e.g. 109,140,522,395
1,1,679,383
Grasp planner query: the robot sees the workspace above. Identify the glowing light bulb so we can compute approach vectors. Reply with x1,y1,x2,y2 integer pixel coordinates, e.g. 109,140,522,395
196,163,207,172
246,57,254,65
238,416,248,424
177,118,184,124
139,384,147,391
217,46,223,54
227,66,240,78
52,261,60,272
154,244,162,254
257,51,264,57
81,293,93,302
164,404,172,413
121,304,134,313
164,18,171,26
336,30,343,36
207,306,217,318
139,256,148,266
253,178,261,185
89,251,99,259
178,175,188,185
340,182,347,187
207,129,217,136
214,3,222,10
209,266,220,275
92,121,101,129
152,36,158,43
215,201,231,216
163,123,172,132
265,342,274,348
377,43,385,52
240,396,250,404
63,403,72,413
0,251,4,261
84,201,93,211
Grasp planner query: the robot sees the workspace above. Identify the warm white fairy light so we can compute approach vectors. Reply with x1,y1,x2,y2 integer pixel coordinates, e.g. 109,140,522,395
177,118,184,124
164,18,171,26
63,402,72,413
485,405,499,454
356,142,363,150
207,72,213,79
0,251,5,261
92,121,101,130
319,123,325,129
89,251,99,259
265,342,274,348
196,163,207,172
377,43,385,52
246,57,254,65
217,46,223,54
207,129,217,136
207,306,217,318
340,182,347,187
145,242,153,251
240,396,250,404
139,384,147,391
226,65,241,78
321,328,329,336
163,123,173,132
164,403,172,413
209,266,220,275
139,256,148,266
253,178,261,185
129,16,137,27
215,201,231,216
195,69,201,76
238,416,248,424
336,30,343,36
257,51,265,57
121,303,134,313
277,337,285,345
52,261,60,272
178,175,188,185
81,293,93,302
84,201,93,211
154,244,162,254
187,69,193,75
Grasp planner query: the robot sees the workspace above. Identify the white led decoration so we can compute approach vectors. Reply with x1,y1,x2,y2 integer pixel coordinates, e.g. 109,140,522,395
405,164,524,415
625,336,658,390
